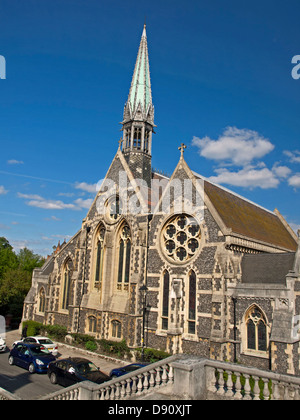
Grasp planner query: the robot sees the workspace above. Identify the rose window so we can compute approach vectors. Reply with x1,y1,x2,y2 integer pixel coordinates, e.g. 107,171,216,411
162,215,201,263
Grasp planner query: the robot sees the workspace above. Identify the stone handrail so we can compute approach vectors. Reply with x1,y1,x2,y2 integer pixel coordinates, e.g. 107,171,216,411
40,355,180,401
204,359,300,400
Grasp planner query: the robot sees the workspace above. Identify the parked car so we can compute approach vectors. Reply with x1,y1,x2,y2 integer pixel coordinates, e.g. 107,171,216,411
48,357,110,387
13,336,58,356
0,336,6,353
8,342,56,374
109,363,149,379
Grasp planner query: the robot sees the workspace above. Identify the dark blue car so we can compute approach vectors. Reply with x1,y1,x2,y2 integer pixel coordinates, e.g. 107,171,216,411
8,342,56,374
110,363,149,378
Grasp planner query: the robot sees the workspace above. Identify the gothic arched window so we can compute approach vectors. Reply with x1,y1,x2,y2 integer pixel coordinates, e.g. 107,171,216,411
245,306,267,352
39,288,46,313
112,320,122,339
117,224,131,291
94,225,105,289
62,259,72,310
161,270,170,330
188,270,197,334
88,316,97,333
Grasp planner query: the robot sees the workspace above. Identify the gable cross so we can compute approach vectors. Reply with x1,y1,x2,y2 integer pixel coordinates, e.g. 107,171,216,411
178,143,187,157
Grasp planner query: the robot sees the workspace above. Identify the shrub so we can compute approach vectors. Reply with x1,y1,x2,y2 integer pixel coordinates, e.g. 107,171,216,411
135,347,170,363
44,324,68,340
85,340,98,352
71,333,96,346
22,320,43,337
97,339,131,358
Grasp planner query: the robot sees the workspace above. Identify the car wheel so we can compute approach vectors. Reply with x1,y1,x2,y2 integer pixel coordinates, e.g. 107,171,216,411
8,356,14,365
50,372,58,384
28,363,36,374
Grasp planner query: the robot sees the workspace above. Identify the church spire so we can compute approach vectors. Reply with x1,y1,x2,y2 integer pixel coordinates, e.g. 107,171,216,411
127,24,153,121
120,25,155,186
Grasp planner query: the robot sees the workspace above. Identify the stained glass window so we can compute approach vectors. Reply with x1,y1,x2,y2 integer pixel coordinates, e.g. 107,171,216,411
162,270,170,330
188,271,196,334
246,306,268,352
117,224,131,290
163,215,201,263
62,259,72,310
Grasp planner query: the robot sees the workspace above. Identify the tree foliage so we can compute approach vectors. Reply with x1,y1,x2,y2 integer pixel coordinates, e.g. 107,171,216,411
0,238,45,319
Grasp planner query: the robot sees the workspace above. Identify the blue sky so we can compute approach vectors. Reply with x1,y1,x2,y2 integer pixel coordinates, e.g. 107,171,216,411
0,0,299,255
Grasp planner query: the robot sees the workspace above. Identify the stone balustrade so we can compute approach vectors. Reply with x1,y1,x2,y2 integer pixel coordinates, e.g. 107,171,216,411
3,355,300,400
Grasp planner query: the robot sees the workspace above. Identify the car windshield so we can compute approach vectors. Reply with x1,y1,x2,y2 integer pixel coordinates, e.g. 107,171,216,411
125,364,143,372
30,346,50,356
38,339,53,345
76,362,98,374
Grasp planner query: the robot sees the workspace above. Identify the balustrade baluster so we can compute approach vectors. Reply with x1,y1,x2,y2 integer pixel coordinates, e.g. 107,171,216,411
168,365,174,384
126,378,132,398
216,369,225,396
262,378,270,400
99,388,105,400
155,368,162,387
120,380,126,399
283,384,291,400
132,376,138,395
161,365,168,385
252,376,261,400
234,372,243,400
226,371,234,398
243,374,252,400
137,374,143,395
143,372,149,390
115,383,121,400
149,369,156,388
271,380,280,401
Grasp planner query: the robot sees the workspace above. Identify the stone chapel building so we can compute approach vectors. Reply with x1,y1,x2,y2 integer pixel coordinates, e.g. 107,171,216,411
22,25,300,375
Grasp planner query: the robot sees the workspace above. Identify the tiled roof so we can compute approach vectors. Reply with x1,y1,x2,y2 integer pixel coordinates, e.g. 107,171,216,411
241,252,295,284
204,180,297,252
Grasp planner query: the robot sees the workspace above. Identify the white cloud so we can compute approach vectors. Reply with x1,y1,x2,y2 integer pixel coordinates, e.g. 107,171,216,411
272,164,292,179
74,198,94,209
284,150,300,164
0,186,8,195
17,192,44,200
208,165,280,189
192,126,275,166
75,182,98,194
44,216,61,221
288,174,300,188
26,199,78,210
7,159,24,165
18,191,93,211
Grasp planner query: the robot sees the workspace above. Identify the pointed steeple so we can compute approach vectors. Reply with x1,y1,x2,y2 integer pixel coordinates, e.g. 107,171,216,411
120,25,155,187
127,24,153,121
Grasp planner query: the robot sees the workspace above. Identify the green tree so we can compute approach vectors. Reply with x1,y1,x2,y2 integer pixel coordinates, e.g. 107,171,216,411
0,237,18,278
0,238,45,320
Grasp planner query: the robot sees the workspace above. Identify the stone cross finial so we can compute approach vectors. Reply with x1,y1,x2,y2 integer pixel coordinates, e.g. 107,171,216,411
178,143,187,158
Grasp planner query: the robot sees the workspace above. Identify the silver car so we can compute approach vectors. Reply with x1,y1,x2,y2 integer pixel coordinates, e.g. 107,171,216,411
13,336,58,356
0,336,6,353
